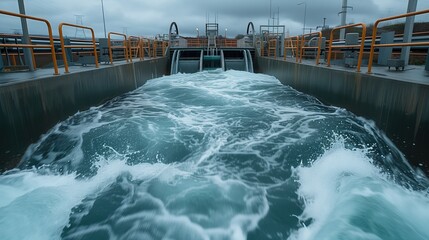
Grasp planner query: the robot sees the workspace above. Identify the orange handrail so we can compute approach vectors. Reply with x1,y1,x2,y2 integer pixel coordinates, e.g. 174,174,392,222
152,40,158,58
141,38,151,58
284,36,300,62
0,10,58,75
152,40,164,57
128,36,142,61
187,38,201,47
58,23,99,73
108,32,129,64
259,39,265,57
367,9,429,73
268,38,277,57
299,31,323,65
327,23,367,72
162,41,168,56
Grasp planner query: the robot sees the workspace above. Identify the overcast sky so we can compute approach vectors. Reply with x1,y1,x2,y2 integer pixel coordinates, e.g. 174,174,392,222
1,0,429,38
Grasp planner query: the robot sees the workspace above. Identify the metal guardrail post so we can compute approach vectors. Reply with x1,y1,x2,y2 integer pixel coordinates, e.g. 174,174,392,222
152,40,158,58
162,41,168,57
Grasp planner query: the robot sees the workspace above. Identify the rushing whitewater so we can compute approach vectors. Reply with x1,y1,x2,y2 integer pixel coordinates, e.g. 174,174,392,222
1,70,428,240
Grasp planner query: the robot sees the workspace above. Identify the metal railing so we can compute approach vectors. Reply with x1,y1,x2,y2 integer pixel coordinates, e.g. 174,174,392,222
367,9,429,73
187,38,200,47
268,38,277,57
151,40,168,57
58,23,99,73
327,23,367,72
128,36,143,62
284,36,300,62
162,41,168,56
267,38,277,58
141,38,151,58
223,39,237,47
108,32,129,64
299,32,323,65
152,40,158,57
0,10,58,75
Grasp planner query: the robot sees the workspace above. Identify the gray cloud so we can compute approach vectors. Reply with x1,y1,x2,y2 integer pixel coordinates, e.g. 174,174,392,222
0,0,428,38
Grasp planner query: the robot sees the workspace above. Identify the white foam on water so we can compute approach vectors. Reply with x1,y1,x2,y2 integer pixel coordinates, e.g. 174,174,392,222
290,140,429,240
1,157,269,240
0,159,188,240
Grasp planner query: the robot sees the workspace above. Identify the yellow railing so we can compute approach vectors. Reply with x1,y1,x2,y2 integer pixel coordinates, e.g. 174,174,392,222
259,39,265,57
268,38,277,57
299,32,323,65
224,39,237,47
58,23,99,73
187,38,200,47
187,38,199,47
108,32,129,64
141,38,151,58
367,9,429,73
284,36,300,62
327,23,367,72
162,41,168,56
128,36,143,62
0,10,59,75
152,40,158,57
150,40,168,57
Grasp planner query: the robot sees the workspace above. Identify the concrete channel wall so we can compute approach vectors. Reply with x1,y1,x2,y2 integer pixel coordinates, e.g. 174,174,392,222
257,56,429,175
0,58,168,170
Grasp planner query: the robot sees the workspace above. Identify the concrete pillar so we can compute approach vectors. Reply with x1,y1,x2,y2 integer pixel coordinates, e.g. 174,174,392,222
400,0,418,66
18,0,34,71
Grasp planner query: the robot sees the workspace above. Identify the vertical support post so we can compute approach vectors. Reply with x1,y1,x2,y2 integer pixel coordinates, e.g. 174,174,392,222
17,0,34,71
400,0,418,66
297,2,307,36
339,0,347,40
101,0,107,38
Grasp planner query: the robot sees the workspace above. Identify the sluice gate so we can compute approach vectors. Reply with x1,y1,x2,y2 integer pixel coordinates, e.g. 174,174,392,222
168,22,255,74
170,48,254,74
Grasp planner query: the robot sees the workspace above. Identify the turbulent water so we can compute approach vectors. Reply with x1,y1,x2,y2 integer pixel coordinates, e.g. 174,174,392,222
1,70,429,240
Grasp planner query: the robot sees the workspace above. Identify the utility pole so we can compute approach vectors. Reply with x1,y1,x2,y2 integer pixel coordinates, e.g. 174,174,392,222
401,0,418,66
17,0,34,71
298,2,307,35
339,0,353,40
101,0,107,38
